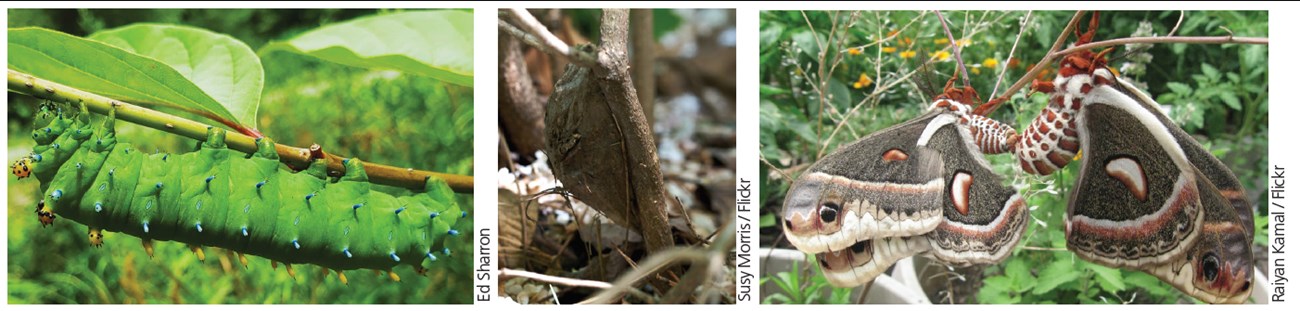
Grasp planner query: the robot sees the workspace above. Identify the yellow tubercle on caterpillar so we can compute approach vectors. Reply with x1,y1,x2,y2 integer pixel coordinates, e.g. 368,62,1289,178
142,239,155,258
12,157,33,179
35,200,55,227
88,228,104,247
388,270,400,282
189,245,205,261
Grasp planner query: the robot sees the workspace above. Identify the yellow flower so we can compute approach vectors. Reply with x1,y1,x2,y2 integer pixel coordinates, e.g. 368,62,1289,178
971,67,982,75
887,30,900,38
900,50,917,59
983,58,999,69
848,47,863,56
902,37,914,45
955,38,972,47
933,38,950,45
853,73,873,89
882,46,897,53
931,50,951,61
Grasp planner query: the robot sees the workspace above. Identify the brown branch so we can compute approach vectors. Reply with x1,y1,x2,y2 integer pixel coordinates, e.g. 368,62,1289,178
9,69,472,193
592,7,675,270
631,9,656,128
498,29,549,163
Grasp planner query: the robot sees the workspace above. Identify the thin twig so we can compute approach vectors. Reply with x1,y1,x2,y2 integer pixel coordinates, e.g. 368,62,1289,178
981,11,1086,115
501,9,598,68
934,10,970,87
1058,35,1267,58
992,11,1032,98
500,268,614,289
1167,10,1185,37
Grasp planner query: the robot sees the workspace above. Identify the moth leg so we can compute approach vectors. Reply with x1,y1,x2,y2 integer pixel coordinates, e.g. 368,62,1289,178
271,261,278,270
237,252,249,268
189,244,206,262
413,265,428,275
285,263,296,279
336,269,348,285
141,239,155,258
88,228,104,247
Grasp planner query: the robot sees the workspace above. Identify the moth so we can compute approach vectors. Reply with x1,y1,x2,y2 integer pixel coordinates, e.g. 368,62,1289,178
1042,65,1256,304
782,93,1028,287
12,104,468,282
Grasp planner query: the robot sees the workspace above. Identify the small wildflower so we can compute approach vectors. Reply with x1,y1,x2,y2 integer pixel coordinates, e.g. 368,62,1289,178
933,38,950,45
887,30,900,38
971,67,982,75
902,37,914,45
1007,58,1021,69
931,50,951,61
900,50,917,59
882,46,897,53
954,38,972,47
983,58,999,69
853,73,873,89
848,47,862,56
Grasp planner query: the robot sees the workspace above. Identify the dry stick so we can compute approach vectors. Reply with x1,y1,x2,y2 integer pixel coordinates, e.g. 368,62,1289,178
933,10,970,87
7,69,472,193
1168,10,1185,37
631,9,656,127
662,220,737,303
991,11,1033,98
584,220,737,304
500,268,614,289
501,9,598,69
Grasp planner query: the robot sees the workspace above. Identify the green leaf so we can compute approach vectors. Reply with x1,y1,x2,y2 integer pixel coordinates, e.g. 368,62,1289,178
1218,92,1242,110
760,84,791,97
1033,259,1081,295
1087,263,1127,293
89,24,263,128
9,27,251,128
262,10,472,86
1166,82,1192,96
1200,63,1221,81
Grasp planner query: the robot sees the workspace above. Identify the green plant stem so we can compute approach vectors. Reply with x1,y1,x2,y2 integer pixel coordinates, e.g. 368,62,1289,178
8,69,473,193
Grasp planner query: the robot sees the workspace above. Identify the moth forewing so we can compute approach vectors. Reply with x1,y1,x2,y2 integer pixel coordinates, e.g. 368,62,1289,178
781,110,947,254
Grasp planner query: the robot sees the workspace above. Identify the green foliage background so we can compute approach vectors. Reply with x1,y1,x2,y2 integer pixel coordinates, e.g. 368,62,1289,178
7,9,473,304
758,11,1267,304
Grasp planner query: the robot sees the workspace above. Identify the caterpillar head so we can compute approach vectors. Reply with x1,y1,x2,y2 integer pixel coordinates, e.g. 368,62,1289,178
12,157,33,179
35,200,56,227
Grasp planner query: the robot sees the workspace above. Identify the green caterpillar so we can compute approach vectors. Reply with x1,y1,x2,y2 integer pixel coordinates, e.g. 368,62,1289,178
12,104,465,282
